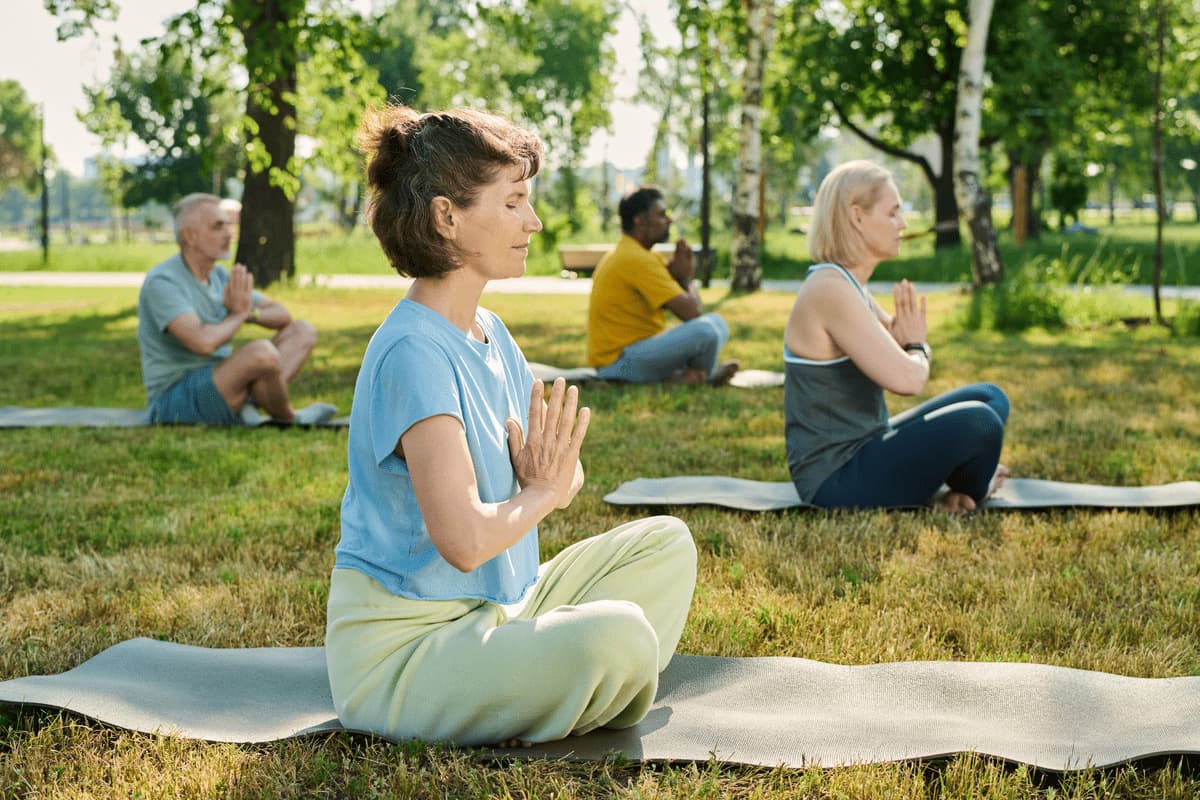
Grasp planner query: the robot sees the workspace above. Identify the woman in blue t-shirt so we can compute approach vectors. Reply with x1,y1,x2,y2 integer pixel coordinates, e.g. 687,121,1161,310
325,105,697,747
784,160,1009,511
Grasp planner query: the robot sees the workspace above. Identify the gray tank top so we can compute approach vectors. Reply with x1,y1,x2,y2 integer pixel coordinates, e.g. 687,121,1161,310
784,263,888,501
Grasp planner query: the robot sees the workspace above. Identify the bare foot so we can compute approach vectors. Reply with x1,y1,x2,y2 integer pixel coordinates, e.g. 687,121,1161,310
707,360,741,386
987,464,1011,497
665,367,707,385
931,490,977,513
494,737,533,749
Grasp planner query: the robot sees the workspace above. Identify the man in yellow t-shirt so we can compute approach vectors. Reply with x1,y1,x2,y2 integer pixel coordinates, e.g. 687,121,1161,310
586,186,738,385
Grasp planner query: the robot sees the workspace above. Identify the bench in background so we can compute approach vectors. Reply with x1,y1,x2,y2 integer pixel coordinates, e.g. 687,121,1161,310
557,243,700,278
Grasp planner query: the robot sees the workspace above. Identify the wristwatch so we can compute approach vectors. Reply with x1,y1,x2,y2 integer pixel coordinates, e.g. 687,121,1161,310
902,341,931,360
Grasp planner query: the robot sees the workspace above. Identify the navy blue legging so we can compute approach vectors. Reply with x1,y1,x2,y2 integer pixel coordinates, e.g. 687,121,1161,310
812,383,1009,509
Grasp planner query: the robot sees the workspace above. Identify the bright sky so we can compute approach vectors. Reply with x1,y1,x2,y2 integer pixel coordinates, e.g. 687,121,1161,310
2,0,676,177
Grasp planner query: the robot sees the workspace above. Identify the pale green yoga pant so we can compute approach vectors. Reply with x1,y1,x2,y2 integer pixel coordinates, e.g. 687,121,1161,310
325,515,697,746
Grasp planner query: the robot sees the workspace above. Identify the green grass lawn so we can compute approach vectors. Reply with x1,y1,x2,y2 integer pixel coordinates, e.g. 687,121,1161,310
3,216,1198,287
2,286,1200,797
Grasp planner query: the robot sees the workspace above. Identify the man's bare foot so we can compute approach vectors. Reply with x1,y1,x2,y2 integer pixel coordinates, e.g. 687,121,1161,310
665,367,707,385
708,360,740,386
987,464,1011,497
931,490,977,513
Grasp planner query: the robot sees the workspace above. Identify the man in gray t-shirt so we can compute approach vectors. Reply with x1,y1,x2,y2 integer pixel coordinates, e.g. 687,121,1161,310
136,193,335,426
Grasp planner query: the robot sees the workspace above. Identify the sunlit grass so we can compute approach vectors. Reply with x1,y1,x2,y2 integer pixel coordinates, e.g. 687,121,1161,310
2,286,1199,797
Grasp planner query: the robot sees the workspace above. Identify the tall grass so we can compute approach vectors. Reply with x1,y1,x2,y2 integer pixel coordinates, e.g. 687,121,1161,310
2,285,1199,798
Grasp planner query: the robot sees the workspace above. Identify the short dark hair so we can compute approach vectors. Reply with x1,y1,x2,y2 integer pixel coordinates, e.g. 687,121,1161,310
618,186,664,233
359,105,543,278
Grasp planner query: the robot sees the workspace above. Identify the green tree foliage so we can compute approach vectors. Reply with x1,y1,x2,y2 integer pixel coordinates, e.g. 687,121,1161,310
371,0,619,233
0,80,44,192
1048,155,1089,228
82,42,241,208
49,0,373,285
655,0,744,192
1164,92,1200,221
780,0,967,248
760,5,826,226
987,0,1154,238
363,0,461,105
1159,1,1200,222
484,0,618,162
483,0,619,230
298,24,387,230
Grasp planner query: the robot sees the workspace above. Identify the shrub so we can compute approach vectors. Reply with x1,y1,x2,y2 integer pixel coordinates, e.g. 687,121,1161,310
1176,300,1200,336
962,248,1142,332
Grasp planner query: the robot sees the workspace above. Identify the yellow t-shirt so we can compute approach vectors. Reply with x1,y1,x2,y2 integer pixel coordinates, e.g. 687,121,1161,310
586,235,686,367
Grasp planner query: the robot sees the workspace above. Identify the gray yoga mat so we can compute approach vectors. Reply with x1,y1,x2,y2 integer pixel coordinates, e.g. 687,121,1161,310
3,637,1200,770
603,476,1200,511
527,363,785,389
0,405,349,429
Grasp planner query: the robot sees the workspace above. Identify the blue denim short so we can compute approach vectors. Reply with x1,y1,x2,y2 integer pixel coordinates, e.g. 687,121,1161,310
148,364,239,425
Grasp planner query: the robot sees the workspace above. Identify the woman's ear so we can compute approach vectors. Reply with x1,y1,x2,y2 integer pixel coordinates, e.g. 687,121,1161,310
430,196,456,240
848,204,865,232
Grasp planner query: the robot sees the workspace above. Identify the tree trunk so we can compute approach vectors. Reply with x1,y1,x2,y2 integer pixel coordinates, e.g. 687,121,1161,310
38,110,48,264
1007,150,1044,239
1107,166,1118,226
645,61,680,186
730,0,773,292
235,0,301,287
699,44,714,288
1151,0,1166,325
933,132,963,249
953,0,1002,285
339,181,361,231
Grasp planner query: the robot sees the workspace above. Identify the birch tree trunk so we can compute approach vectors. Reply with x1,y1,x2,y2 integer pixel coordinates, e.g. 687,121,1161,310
730,0,773,292
953,0,1003,286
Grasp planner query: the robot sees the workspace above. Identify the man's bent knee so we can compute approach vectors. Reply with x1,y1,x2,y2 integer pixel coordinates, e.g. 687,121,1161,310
692,313,729,347
235,339,284,375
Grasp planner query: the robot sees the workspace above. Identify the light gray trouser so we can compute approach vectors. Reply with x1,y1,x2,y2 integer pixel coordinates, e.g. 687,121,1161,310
596,312,729,383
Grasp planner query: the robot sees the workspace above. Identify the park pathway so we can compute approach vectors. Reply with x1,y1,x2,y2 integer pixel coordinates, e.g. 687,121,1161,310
1,271,1198,300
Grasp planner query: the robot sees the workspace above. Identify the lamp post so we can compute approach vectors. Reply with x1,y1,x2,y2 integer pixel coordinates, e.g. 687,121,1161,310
39,104,49,265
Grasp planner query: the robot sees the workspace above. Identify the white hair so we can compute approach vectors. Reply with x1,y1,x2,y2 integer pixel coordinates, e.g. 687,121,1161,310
172,193,223,245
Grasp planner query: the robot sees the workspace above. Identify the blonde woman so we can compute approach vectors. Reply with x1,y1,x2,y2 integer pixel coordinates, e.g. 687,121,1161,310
784,160,1009,511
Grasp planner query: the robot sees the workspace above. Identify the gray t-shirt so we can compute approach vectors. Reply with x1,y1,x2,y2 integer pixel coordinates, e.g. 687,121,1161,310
136,253,261,403
783,263,889,501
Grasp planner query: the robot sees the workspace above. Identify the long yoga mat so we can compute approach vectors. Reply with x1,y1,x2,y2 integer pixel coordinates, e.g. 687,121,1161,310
603,476,1200,511
3,638,1200,770
527,363,785,389
0,406,349,429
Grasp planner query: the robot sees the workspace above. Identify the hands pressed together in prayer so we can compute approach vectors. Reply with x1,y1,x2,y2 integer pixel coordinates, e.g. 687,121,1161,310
506,378,591,509
668,238,696,292
222,263,256,319
888,279,927,347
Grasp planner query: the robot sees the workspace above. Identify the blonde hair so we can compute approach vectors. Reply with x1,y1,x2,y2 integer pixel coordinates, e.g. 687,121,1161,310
808,160,895,266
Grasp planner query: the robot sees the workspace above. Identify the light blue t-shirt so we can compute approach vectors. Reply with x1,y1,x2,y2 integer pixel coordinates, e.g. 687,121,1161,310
136,253,262,403
334,299,539,604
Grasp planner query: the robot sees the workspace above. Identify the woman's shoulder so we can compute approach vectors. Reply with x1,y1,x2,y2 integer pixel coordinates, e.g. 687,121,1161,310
800,264,863,301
